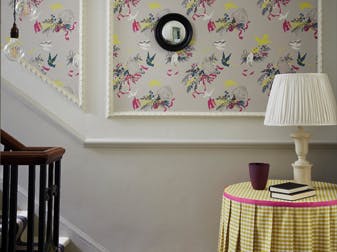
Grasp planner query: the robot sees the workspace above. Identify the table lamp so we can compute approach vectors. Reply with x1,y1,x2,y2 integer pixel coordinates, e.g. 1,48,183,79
264,73,337,186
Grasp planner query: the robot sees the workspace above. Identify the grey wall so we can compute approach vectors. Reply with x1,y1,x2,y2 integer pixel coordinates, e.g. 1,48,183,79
1,1,337,252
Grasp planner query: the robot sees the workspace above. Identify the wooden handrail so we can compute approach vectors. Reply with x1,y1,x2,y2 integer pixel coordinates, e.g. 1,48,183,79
0,130,65,165
1,129,26,151
0,147,65,165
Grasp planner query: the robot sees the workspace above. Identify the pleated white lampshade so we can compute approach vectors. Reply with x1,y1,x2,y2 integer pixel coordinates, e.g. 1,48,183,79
264,73,337,126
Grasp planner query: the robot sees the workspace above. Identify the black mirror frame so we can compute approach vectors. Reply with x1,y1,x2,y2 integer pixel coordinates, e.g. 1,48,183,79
155,13,193,52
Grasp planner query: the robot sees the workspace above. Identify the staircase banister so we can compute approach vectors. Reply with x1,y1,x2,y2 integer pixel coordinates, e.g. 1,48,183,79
0,147,65,165
1,129,26,150
1,130,66,252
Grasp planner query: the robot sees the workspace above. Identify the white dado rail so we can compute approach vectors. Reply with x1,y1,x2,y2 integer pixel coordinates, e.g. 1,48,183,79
83,138,337,149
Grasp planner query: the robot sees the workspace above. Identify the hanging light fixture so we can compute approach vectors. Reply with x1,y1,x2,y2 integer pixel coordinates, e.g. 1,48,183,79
3,0,25,61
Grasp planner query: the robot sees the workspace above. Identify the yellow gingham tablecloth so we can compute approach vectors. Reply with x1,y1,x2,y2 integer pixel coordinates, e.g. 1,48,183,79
218,180,337,252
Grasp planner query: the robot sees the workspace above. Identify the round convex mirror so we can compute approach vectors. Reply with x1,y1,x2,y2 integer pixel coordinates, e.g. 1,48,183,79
155,13,193,51
161,21,186,45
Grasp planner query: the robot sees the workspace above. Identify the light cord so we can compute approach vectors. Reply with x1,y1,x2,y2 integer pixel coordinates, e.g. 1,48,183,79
13,0,17,23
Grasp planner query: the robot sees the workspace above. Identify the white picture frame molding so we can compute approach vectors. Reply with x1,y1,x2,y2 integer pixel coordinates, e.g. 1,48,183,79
15,0,86,109
106,0,323,118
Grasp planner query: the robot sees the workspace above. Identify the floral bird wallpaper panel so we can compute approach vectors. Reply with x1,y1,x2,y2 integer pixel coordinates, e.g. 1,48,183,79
108,0,320,116
1,0,83,107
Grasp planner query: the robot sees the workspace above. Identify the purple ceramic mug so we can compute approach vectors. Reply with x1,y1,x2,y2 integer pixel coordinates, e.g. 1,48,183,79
249,163,269,190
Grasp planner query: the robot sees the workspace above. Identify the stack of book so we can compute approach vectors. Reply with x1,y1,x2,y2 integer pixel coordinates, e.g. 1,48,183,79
269,182,316,201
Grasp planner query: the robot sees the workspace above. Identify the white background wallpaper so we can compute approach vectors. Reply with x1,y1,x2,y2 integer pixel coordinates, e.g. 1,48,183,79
1,0,82,104
110,0,318,114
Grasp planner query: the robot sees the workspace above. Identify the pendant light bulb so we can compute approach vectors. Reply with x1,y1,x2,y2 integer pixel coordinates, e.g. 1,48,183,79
3,23,24,61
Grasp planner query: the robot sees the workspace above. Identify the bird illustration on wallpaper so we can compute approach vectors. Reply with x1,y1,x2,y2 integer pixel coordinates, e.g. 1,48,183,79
133,13,158,32
289,39,301,50
208,86,250,111
47,52,57,68
241,43,271,67
113,53,156,98
257,0,318,38
166,46,194,65
29,52,57,74
34,11,77,40
208,8,250,40
113,0,141,20
131,86,176,111
284,10,318,38
138,40,151,50
182,53,231,98
30,54,47,74
258,52,307,94
213,40,227,51
39,40,53,51
113,45,120,58
181,0,216,20
165,46,195,76
257,0,291,21
241,34,272,76
66,50,80,78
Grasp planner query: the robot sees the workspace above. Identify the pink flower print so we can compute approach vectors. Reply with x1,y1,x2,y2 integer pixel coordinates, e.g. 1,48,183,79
207,20,216,32
132,20,140,32
153,103,159,109
54,24,61,32
291,65,300,71
303,24,311,32
208,98,216,110
132,97,141,109
283,20,291,32
34,20,42,33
